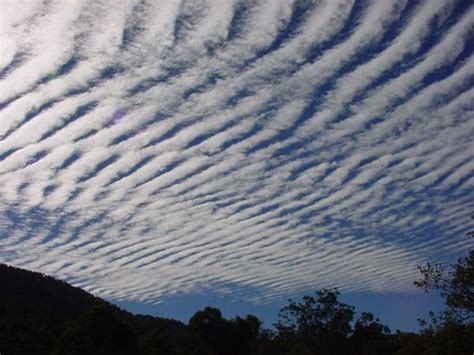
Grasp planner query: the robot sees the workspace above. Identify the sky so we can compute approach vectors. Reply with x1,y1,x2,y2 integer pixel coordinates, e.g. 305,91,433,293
0,0,473,331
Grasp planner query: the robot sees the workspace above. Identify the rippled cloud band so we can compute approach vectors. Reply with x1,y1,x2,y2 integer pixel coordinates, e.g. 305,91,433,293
0,0,473,304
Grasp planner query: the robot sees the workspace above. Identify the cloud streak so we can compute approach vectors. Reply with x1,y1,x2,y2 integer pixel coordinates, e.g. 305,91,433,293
0,0,473,305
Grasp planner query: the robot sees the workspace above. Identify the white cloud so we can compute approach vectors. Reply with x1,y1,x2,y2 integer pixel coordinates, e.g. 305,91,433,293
0,0,472,305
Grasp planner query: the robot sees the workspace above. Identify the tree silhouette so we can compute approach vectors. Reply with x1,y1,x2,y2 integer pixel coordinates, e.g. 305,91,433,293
189,307,263,355
189,307,229,354
229,315,262,355
409,213,474,353
350,312,396,355
275,288,355,354
52,305,137,355
414,213,474,324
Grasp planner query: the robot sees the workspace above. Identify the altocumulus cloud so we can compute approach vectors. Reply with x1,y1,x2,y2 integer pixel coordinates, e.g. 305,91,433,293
0,0,473,304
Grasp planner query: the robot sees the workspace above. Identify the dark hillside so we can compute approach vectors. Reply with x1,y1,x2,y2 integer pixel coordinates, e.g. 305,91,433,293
0,263,194,355
0,263,107,354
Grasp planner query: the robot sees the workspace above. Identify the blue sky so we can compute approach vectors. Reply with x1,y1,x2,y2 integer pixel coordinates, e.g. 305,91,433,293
0,0,473,331
116,289,447,332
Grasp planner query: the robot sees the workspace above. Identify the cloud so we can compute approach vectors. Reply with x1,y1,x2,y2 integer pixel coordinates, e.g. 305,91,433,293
0,0,473,305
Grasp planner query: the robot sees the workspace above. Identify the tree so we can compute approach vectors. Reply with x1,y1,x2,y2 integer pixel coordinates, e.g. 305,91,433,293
52,305,137,355
350,312,395,355
410,214,474,354
188,307,263,355
274,288,355,354
229,315,263,355
414,214,474,324
189,307,229,354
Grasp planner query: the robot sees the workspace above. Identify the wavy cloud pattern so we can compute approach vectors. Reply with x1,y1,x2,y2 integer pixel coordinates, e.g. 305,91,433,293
0,0,473,304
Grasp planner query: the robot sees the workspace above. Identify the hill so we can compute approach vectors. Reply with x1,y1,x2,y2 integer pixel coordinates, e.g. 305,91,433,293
0,263,193,354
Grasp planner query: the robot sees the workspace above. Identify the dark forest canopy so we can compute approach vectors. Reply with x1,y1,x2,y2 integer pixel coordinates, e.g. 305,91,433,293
1,257,473,355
